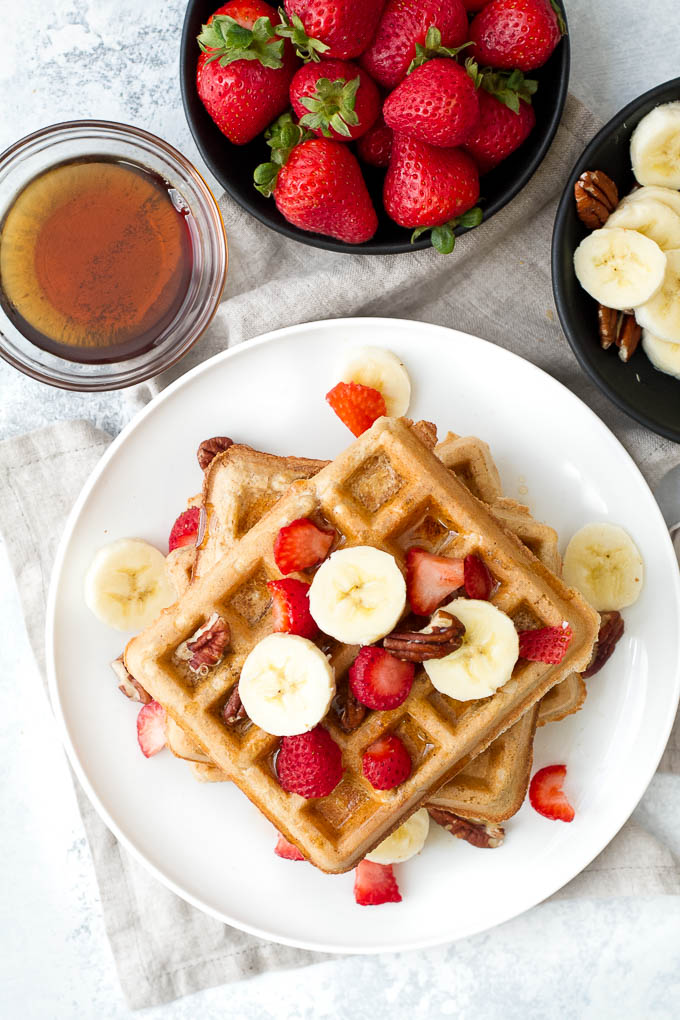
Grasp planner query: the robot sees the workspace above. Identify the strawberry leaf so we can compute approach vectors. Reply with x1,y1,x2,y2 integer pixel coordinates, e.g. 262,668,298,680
479,68,538,111
411,207,483,254
276,7,329,62
253,113,312,196
407,26,472,73
299,76,360,137
549,0,568,35
198,15,284,69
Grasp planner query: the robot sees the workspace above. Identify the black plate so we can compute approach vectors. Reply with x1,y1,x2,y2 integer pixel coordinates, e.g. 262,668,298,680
180,0,570,255
552,77,680,443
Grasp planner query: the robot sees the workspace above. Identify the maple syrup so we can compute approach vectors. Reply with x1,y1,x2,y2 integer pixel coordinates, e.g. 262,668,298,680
0,157,192,364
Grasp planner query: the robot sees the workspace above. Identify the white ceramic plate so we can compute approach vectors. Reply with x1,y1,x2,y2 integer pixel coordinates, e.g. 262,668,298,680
47,318,680,953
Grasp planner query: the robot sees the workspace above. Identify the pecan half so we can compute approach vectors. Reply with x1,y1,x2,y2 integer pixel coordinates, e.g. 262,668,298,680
178,613,231,675
428,806,504,849
221,683,247,725
575,170,619,229
383,611,465,662
581,610,624,679
334,683,367,733
111,655,151,704
197,436,233,471
598,305,641,360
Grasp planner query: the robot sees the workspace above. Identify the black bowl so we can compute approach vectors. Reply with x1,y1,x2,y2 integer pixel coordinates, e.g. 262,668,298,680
180,0,570,255
552,77,680,443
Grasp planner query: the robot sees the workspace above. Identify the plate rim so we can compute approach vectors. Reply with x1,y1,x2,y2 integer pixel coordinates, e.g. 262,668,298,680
45,316,680,953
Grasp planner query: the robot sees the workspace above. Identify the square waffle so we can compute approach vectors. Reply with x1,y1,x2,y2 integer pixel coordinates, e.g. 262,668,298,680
126,418,598,872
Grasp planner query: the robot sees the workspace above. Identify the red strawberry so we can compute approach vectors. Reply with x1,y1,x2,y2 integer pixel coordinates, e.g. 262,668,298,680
280,0,386,60
168,506,200,552
463,553,495,599
361,0,468,90
267,579,318,638
196,1,299,145
356,115,394,167
290,60,380,142
254,115,378,244
362,733,412,790
384,135,480,253
518,624,572,664
277,725,344,798
350,647,414,711
136,701,166,758
406,547,465,615
462,0,492,9
354,859,402,905
274,517,335,574
463,88,536,173
274,833,306,860
383,59,480,148
529,764,574,822
326,381,387,436
469,0,564,73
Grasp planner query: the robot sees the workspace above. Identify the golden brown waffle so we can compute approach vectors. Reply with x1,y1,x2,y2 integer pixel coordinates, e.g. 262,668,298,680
127,417,598,873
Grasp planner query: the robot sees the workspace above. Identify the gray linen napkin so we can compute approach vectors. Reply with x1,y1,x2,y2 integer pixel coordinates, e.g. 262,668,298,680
1,95,679,1010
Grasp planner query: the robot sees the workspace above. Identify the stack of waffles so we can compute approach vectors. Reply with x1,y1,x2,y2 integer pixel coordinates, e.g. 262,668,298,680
126,418,599,872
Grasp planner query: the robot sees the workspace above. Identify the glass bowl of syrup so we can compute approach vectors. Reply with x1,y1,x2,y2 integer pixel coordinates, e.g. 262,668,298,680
0,120,227,390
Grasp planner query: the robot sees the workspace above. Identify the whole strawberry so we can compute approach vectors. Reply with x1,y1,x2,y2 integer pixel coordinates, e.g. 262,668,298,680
384,134,481,252
462,0,492,9
255,114,378,243
463,89,536,173
356,115,394,167
469,0,565,72
361,0,468,90
383,58,480,148
196,1,299,145
290,60,380,141
279,0,386,61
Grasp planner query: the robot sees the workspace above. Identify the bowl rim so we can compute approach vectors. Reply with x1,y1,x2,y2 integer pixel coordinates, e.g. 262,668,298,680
0,118,228,392
551,76,680,443
180,0,571,256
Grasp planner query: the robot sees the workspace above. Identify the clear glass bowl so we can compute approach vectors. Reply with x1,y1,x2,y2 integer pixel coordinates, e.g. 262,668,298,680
0,120,227,391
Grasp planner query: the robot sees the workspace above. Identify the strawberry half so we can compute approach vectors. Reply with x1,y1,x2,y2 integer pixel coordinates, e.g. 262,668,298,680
267,578,318,638
463,553,495,599
274,517,335,574
406,547,465,615
518,624,572,664
354,859,402,906
277,725,344,798
168,506,200,552
350,647,414,711
136,701,167,758
274,833,306,860
326,381,387,437
362,733,412,790
529,764,575,822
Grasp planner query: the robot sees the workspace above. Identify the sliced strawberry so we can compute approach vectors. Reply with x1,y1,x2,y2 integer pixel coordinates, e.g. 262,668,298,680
529,764,575,822
267,578,318,639
274,833,306,861
274,517,335,574
326,381,387,437
168,506,200,552
350,646,414,711
464,553,495,600
136,700,166,758
406,546,465,615
277,726,344,798
518,624,573,664
354,859,402,906
362,733,412,790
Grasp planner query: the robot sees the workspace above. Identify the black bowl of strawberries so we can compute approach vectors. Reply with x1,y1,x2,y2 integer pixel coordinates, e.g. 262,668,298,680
180,0,570,254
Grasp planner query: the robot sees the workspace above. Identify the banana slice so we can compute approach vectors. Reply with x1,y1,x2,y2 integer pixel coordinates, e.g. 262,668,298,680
424,599,519,702
339,346,411,417
605,199,680,251
630,102,680,190
635,248,680,342
621,186,680,219
642,328,680,379
309,546,406,645
573,227,666,310
563,523,643,611
239,633,335,737
366,808,430,865
84,538,176,631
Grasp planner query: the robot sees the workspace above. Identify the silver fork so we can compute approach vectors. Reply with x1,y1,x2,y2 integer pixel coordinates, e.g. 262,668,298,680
654,464,680,550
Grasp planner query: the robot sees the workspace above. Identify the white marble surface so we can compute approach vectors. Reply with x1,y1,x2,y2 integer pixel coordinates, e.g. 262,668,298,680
1,1,680,1017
